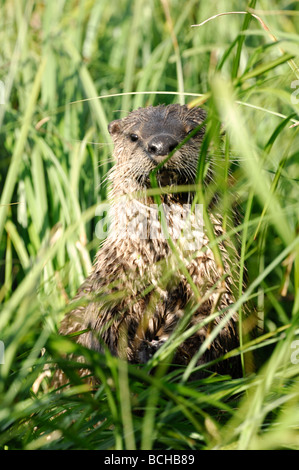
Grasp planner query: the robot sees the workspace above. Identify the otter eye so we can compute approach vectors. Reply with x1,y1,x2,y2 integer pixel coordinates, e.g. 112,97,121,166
130,133,139,142
186,121,199,136
186,126,200,137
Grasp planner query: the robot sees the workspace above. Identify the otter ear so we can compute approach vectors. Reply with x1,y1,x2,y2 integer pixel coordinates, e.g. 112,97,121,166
108,119,123,136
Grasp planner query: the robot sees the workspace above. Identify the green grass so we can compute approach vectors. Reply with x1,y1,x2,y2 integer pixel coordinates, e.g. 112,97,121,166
0,0,299,450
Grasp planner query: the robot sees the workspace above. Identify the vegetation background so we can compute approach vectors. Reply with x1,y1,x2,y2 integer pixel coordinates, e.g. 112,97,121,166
0,0,299,450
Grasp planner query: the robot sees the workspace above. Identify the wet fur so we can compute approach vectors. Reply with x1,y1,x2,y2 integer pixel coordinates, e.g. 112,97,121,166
54,104,241,386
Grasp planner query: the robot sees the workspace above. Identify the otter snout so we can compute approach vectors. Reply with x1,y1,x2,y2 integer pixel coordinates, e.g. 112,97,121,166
147,134,179,161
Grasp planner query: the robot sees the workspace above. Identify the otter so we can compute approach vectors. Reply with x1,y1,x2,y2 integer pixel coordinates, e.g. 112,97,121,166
54,104,241,386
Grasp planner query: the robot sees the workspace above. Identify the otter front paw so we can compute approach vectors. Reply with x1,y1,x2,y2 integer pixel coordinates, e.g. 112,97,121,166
135,338,167,363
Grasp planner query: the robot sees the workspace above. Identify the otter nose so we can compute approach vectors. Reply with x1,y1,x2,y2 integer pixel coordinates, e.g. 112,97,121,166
147,134,179,158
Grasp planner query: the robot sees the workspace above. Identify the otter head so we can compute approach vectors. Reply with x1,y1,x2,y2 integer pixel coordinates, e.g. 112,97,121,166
108,104,206,191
